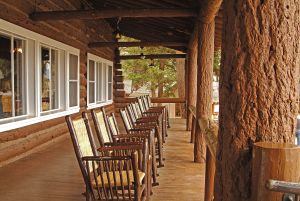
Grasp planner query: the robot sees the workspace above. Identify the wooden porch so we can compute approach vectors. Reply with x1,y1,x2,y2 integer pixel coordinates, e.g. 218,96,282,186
0,118,205,201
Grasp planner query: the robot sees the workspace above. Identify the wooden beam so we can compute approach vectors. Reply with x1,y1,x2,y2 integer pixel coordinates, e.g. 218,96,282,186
30,9,198,21
119,54,186,60
89,41,187,48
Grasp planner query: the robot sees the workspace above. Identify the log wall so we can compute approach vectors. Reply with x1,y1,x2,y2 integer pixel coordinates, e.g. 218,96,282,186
0,0,115,166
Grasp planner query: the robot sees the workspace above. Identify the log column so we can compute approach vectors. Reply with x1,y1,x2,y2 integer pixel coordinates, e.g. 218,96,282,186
215,1,300,201
194,20,215,163
187,26,198,134
114,48,126,99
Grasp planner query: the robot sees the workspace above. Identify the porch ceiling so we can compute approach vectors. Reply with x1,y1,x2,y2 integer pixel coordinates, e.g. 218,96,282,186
83,0,222,52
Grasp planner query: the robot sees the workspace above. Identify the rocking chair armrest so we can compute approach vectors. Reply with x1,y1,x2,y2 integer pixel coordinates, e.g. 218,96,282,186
97,144,143,152
136,118,158,123
112,134,150,139
266,179,300,195
82,155,130,162
135,121,157,126
128,130,152,135
147,108,164,112
103,142,116,147
129,128,153,132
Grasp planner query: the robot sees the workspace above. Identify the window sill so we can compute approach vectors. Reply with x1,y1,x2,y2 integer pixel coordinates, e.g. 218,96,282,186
0,107,80,132
87,101,113,110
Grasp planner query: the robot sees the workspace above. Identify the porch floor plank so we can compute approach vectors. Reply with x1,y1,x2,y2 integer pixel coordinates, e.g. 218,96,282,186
0,119,205,201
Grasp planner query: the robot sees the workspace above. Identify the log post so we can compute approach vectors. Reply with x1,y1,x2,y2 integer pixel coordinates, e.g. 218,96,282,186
187,25,198,134
194,20,215,163
214,1,300,201
251,142,300,201
114,48,126,99
185,55,189,120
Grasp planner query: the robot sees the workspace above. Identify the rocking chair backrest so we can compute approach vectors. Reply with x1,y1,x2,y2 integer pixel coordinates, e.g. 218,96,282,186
146,95,152,106
107,112,120,136
126,105,137,123
141,96,150,110
133,102,143,118
137,97,146,113
91,108,112,146
131,102,140,119
120,109,134,133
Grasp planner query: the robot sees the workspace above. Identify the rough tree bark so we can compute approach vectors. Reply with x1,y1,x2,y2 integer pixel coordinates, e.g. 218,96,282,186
215,1,300,201
158,60,166,97
194,21,215,163
187,25,198,133
176,53,186,118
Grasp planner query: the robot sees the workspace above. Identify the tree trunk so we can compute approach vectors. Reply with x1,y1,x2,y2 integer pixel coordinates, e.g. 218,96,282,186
194,20,214,163
176,53,186,118
187,25,198,132
215,1,300,201
158,60,166,97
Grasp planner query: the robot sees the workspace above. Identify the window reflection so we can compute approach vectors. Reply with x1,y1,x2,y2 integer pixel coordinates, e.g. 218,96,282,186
0,34,26,119
41,47,58,111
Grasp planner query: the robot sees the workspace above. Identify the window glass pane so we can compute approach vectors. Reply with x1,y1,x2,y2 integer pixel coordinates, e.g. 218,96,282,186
108,65,113,100
103,63,107,100
89,60,95,81
51,49,58,110
96,62,103,102
89,83,95,103
69,54,78,107
69,81,77,107
108,83,112,100
41,47,59,111
108,65,112,82
69,54,78,80
14,38,26,116
0,35,12,119
41,47,50,111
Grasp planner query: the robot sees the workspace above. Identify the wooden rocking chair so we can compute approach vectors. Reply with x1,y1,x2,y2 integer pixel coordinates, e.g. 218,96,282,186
65,114,149,201
142,95,170,128
137,97,167,142
106,111,159,186
120,108,164,168
91,108,159,186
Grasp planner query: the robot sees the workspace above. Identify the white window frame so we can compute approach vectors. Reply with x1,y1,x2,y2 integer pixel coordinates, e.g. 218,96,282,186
39,45,60,114
0,19,80,132
66,53,80,109
107,65,113,101
0,31,28,122
87,53,113,109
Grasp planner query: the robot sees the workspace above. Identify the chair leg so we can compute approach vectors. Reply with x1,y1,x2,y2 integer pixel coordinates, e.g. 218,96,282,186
156,127,164,168
151,141,159,186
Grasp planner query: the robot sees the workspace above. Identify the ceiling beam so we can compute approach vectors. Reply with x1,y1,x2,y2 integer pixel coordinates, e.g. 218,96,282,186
89,41,187,48
120,54,186,60
30,9,198,21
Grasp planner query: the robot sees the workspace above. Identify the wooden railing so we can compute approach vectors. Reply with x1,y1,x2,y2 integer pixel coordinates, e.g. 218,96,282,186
266,180,300,196
188,105,218,201
115,97,185,103
189,105,300,201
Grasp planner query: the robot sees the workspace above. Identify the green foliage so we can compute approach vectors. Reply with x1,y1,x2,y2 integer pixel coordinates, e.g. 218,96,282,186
120,37,178,97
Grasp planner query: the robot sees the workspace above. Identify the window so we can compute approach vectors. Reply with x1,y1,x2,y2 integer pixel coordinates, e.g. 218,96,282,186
108,65,113,101
87,53,113,108
0,19,80,132
0,34,26,120
41,47,59,112
68,54,79,108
